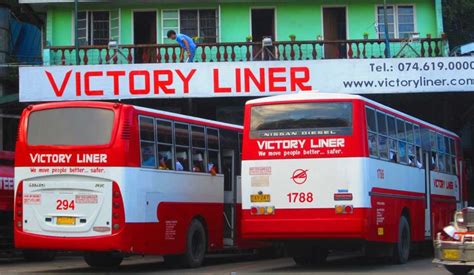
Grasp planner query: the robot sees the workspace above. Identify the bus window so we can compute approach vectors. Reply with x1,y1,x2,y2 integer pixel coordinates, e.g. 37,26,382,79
446,154,452,174
389,139,398,162
376,112,387,135
414,125,421,146
378,135,389,160
396,119,406,141
449,139,456,156
207,128,220,174
398,141,407,164
430,131,437,150
366,108,377,132
157,119,174,170
175,123,190,171
387,116,396,137
28,107,114,146
386,116,397,162
406,122,414,144
431,151,438,171
438,154,446,173
139,116,156,168
445,136,451,155
437,134,446,153
250,102,352,138
192,126,206,173
416,146,423,168
368,132,378,157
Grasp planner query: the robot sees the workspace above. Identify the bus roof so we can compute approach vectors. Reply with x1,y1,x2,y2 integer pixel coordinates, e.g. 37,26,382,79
246,92,459,138
134,106,243,131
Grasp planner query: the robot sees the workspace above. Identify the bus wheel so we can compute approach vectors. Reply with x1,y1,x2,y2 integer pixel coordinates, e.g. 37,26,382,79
293,248,328,266
392,215,410,264
181,219,207,268
444,265,473,275
23,250,56,261
84,252,123,268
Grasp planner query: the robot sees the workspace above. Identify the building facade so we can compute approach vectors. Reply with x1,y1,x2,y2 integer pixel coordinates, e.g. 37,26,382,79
24,0,448,65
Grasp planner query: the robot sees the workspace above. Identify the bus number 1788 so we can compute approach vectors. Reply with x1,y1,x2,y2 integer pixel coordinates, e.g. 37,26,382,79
287,192,314,203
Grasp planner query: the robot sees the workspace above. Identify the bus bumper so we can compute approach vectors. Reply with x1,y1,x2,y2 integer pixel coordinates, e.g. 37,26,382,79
241,208,369,240
433,239,474,266
14,228,132,252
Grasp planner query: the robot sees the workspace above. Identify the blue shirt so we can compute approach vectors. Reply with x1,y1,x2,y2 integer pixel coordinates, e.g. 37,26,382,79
176,34,196,51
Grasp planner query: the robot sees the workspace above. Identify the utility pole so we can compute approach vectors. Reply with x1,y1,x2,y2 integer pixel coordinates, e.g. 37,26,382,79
383,0,391,58
74,0,80,64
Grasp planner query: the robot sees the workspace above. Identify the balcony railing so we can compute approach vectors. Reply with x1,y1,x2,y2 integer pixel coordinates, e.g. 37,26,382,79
45,38,447,66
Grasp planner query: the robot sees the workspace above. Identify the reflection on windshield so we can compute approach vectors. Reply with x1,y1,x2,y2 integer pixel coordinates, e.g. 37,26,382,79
250,102,352,138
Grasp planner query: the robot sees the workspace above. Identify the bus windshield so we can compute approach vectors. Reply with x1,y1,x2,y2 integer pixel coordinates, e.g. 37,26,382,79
250,102,352,138
27,107,115,146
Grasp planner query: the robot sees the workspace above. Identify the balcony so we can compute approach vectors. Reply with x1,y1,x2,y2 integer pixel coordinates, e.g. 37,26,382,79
45,38,447,66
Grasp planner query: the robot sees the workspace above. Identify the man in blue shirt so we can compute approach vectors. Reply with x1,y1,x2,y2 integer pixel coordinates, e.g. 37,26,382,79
167,30,197,62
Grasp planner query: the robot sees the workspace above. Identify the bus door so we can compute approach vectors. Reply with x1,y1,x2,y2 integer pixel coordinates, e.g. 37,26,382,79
424,152,432,239
222,149,236,246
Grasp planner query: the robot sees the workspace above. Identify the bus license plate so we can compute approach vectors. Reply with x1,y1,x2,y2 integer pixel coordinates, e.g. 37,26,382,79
56,216,76,225
443,249,460,260
250,194,271,202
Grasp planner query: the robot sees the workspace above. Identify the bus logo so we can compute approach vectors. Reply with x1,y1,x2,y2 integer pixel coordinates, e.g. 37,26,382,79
291,169,308,185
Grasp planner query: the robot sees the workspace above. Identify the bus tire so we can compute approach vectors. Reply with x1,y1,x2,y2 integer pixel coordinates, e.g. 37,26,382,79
180,219,207,268
444,265,472,275
23,250,56,261
84,252,123,268
293,248,328,266
392,215,410,264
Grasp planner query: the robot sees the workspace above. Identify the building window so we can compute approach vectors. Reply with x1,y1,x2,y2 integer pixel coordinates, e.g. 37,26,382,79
162,9,218,43
377,5,415,39
77,11,110,46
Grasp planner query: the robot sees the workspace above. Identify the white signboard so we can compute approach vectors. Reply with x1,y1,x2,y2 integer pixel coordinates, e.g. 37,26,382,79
19,57,474,102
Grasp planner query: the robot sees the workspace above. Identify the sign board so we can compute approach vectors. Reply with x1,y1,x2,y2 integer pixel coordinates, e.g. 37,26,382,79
19,57,474,102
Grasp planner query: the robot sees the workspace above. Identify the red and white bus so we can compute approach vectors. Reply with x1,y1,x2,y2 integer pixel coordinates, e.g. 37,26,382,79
14,101,253,268
241,93,466,265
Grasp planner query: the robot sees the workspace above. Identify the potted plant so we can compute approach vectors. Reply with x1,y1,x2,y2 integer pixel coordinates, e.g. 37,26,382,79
316,35,323,41
289,34,296,42
363,32,369,40
246,35,252,42
426,33,432,39
441,32,448,39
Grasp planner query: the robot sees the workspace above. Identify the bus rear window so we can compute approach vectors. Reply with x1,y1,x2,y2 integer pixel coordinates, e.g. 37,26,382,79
27,108,114,146
250,102,352,138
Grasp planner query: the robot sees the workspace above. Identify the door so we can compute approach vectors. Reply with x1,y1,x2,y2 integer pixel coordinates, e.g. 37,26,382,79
222,150,235,246
323,7,347,58
251,8,275,60
424,152,432,239
133,11,157,63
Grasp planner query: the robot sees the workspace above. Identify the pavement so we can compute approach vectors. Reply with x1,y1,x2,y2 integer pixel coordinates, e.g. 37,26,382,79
0,252,458,274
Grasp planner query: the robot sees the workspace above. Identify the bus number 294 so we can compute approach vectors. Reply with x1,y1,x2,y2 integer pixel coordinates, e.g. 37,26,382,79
287,192,314,203
56,199,75,210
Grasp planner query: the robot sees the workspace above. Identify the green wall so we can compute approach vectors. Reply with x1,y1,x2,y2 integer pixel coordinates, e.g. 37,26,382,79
45,0,440,46
48,7,72,46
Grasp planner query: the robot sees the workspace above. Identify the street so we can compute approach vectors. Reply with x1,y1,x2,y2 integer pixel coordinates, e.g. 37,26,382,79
0,253,454,274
